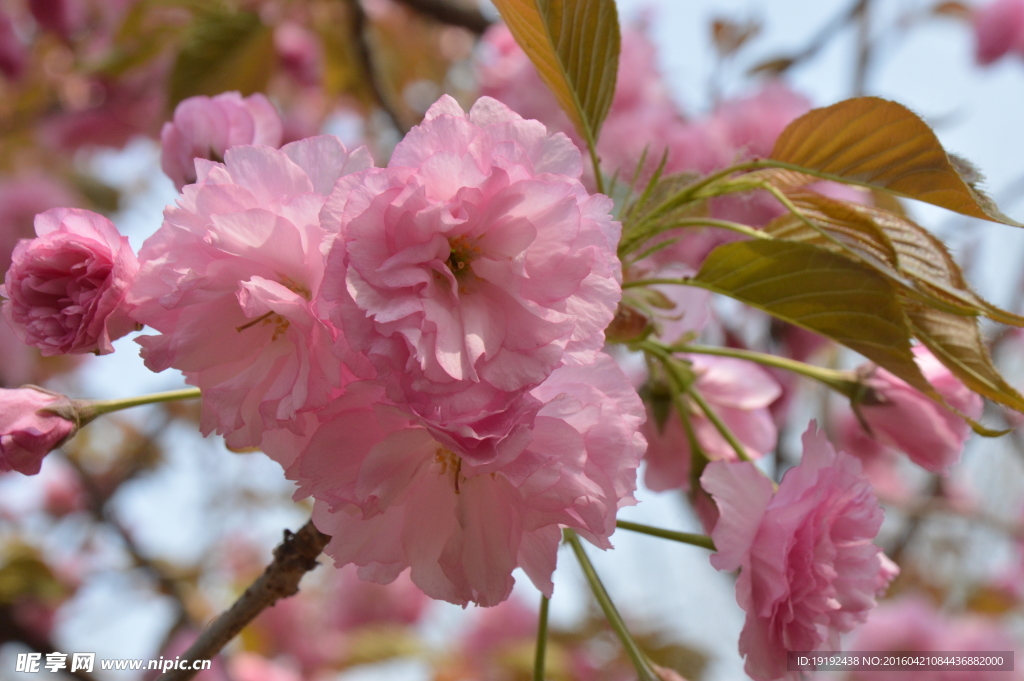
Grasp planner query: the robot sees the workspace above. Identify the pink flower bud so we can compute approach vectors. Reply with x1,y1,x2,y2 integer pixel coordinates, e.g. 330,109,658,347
857,346,982,473
160,92,284,189
2,208,139,356
0,387,77,476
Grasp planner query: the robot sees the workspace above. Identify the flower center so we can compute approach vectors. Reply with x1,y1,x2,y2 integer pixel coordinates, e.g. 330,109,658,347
433,447,465,493
445,235,481,279
236,311,290,340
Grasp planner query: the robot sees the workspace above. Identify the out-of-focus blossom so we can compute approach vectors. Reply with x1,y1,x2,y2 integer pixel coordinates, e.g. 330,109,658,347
843,595,1023,681
332,564,428,629
478,25,685,178
2,208,139,356
29,0,85,39
0,387,77,476
712,82,811,159
275,23,323,87
129,136,374,450
644,354,781,492
39,74,164,152
281,354,645,607
702,423,898,681
228,654,301,681
0,8,26,79
160,92,285,189
319,95,621,464
855,346,982,473
42,457,86,516
974,0,1024,64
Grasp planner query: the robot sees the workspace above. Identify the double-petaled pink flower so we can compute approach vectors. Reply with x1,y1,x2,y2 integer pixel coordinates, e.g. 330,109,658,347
701,423,898,681
273,354,645,607
319,96,622,464
129,136,374,450
2,208,139,356
160,92,284,189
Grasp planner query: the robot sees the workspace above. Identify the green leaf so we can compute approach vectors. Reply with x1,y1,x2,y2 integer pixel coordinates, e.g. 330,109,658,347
489,0,620,156
905,300,1024,415
620,171,703,256
168,9,275,107
692,239,938,397
771,97,1020,225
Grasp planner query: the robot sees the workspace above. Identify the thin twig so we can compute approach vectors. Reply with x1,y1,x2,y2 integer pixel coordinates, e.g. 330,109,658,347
391,0,491,34
348,0,410,134
154,520,331,681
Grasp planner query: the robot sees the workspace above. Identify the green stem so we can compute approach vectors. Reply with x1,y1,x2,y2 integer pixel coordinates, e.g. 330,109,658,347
621,216,770,257
76,388,202,422
564,529,659,681
622,277,708,290
616,520,715,550
591,151,606,197
533,594,550,681
669,343,863,399
641,340,750,462
687,386,752,463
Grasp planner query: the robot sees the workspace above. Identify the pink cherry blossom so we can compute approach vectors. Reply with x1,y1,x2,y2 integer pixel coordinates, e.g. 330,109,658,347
0,387,77,476
855,346,982,473
276,354,645,607
701,423,898,681
160,92,284,190
644,354,781,492
319,95,621,464
974,0,1024,64
2,208,139,356
128,136,374,450
712,82,810,160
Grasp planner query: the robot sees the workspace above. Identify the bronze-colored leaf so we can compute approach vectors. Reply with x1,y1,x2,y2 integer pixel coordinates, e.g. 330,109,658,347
771,97,1020,225
693,239,937,397
905,300,1024,414
489,0,620,155
765,189,1024,325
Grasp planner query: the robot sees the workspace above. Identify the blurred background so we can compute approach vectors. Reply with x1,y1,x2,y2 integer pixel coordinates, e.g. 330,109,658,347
2,0,1024,679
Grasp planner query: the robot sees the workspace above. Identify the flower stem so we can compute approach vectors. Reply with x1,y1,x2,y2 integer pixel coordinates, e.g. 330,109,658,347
616,520,715,550
669,343,863,399
75,388,202,422
564,529,659,681
533,594,550,681
687,386,752,463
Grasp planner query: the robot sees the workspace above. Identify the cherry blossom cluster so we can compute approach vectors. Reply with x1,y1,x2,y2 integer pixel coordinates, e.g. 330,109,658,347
0,73,987,681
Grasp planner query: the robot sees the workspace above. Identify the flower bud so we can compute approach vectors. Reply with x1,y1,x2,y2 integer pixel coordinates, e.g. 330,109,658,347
0,387,78,476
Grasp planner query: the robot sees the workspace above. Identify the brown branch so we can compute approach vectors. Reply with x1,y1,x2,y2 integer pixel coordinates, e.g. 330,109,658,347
154,520,331,681
391,0,491,34
348,0,410,135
